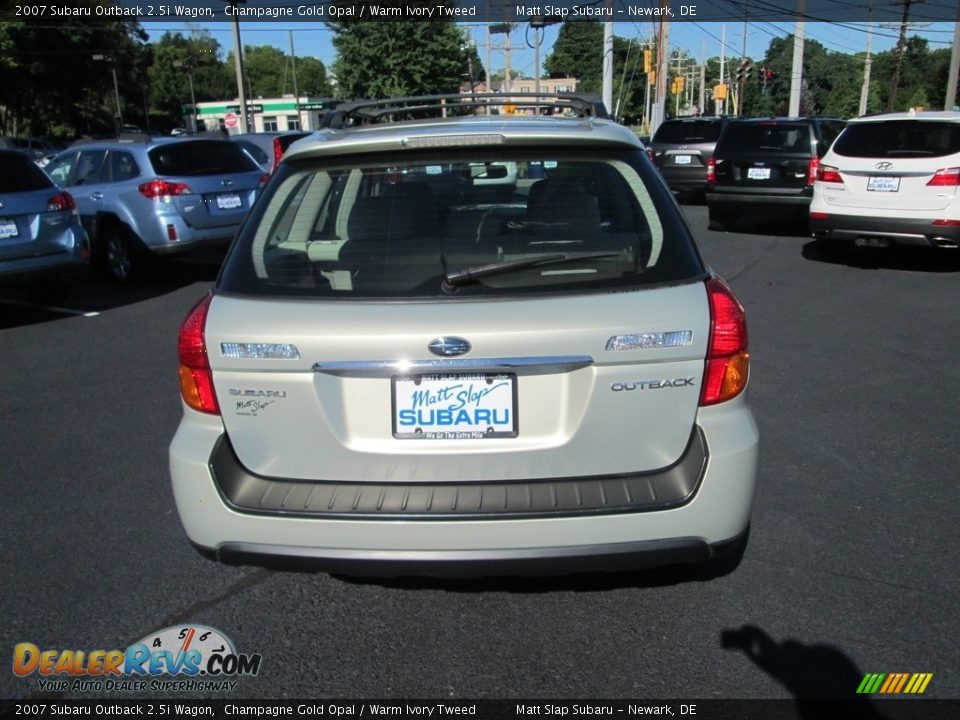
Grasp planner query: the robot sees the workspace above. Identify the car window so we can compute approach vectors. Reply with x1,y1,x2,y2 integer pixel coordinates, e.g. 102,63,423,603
818,121,845,150
109,151,140,182
718,123,811,153
148,140,259,176
74,150,107,185
832,120,960,159
0,152,54,192
234,140,269,165
45,152,77,186
219,151,705,299
653,120,722,144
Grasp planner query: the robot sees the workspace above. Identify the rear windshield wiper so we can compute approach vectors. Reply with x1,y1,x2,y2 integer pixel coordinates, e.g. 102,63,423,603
443,250,631,289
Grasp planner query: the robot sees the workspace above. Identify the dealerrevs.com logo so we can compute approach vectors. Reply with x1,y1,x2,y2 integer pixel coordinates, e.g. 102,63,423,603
13,625,262,693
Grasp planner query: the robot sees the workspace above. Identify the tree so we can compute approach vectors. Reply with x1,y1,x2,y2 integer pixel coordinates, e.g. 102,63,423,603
296,57,332,97
544,20,603,92
0,6,147,138
148,31,230,126
329,10,474,98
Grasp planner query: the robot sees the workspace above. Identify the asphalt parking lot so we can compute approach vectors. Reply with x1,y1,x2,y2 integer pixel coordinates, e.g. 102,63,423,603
2,206,958,704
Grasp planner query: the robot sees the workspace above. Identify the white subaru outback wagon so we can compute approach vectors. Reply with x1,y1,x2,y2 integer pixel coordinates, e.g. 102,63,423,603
169,95,759,576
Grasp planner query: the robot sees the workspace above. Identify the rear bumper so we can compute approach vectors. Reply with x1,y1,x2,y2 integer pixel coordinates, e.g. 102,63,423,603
169,396,759,577
0,230,89,285
706,188,812,211
138,214,238,255
810,212,960,248
659,167,708,194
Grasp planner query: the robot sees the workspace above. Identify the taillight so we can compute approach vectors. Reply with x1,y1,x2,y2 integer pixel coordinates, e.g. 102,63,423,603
259,173,270,189
139,179,192,199
807,157,820,186
816,164,843,183
932,219,960,226
706,157,717,185
178,293,219,415
47,192,76,212
926,167,960,186
272,136,284,174
700,276,749,406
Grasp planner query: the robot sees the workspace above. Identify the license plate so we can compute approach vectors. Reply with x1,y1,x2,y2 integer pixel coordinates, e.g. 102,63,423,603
216,193,242,209
673,155,692,165
392,373,517,440
747,167,771,180
867,176,900,192
0,219,18,239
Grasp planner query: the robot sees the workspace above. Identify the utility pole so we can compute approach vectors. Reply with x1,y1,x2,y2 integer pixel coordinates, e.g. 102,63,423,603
717,25,726,115
221,0,250,133
946,3,960,110
289,31,301,128
652,2,670,134
859,5,874,116
788,0,805,117
602,5,614,115
737,1,749,116
699,41,706,115
886,0,919,112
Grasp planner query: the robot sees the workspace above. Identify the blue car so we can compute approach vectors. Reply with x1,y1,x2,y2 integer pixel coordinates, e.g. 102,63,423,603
0,149,89,303
45,135,267,282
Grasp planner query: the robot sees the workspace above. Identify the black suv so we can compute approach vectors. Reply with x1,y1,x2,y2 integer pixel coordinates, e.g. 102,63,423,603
650,116,728,198
706,117,846,231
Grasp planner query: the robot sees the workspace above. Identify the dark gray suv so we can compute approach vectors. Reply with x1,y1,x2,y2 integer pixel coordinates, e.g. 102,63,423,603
45,135,267,281
650,116,728,198
705,116,846,231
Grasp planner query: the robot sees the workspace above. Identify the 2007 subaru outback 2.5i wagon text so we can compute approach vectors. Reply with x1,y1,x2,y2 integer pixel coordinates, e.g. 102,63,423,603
169,94,760,577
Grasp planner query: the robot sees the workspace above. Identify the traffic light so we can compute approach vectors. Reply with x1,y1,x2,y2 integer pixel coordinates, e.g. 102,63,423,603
677,75,685,92
713,83,728,101
648,70,656,87
736,59,753,83
643,49,652,74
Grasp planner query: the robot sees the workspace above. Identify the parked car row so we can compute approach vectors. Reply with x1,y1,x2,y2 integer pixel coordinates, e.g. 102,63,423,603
650,110,960,255
0,130,313,293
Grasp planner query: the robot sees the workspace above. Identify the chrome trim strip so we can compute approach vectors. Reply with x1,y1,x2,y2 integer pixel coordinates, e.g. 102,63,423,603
312,355,594,377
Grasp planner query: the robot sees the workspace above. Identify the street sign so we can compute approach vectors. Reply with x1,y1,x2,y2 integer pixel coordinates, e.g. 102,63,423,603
224,112,239,129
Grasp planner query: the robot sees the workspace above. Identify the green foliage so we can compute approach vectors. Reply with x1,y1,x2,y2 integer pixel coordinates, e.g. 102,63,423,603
329,9,475,98
544,20,603,92
148,32,231,123
0,8,147,138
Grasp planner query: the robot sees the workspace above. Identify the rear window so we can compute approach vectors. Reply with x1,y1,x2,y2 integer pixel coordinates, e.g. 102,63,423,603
718,123,812,154
832,121,960,158
0,152,53,192
219,150,705,299
148,141,258,176
234,139,269,165
653,120,723,144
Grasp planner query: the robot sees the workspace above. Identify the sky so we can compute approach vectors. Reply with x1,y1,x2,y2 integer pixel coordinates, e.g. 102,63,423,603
143,21,957,82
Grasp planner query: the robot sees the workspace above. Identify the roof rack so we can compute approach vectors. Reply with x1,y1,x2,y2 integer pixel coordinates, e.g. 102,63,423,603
322,93,610,129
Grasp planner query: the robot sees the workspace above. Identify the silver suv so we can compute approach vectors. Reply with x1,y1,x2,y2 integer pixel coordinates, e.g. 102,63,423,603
169,94,759,577
45,135,266,281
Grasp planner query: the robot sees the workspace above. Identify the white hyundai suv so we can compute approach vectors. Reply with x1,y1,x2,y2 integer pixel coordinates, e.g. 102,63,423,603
810,110,960,255
168,94,759,577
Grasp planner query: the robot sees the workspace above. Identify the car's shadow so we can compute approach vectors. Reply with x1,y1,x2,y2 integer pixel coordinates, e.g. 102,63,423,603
327,531,750,593
0,253,223,329
802,240,960,273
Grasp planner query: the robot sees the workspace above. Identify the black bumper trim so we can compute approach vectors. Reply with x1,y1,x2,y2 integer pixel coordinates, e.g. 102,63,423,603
203,537,717,577
210,428,708,521
810,213,960,246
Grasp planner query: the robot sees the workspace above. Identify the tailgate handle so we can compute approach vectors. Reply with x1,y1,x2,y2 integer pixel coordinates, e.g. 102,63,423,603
313,355,594,378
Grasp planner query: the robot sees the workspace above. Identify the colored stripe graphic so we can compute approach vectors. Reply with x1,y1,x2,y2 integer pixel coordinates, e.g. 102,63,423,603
858,673,932,694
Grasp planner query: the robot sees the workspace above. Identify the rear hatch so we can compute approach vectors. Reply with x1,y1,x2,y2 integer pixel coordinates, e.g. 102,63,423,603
202,146,722,483
652,119,723,175
147,140,264,229
714,121,814,192
0,152,73,260
822,119,960,212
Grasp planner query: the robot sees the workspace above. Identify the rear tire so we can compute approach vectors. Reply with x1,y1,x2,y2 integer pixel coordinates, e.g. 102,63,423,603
101,227,140,283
